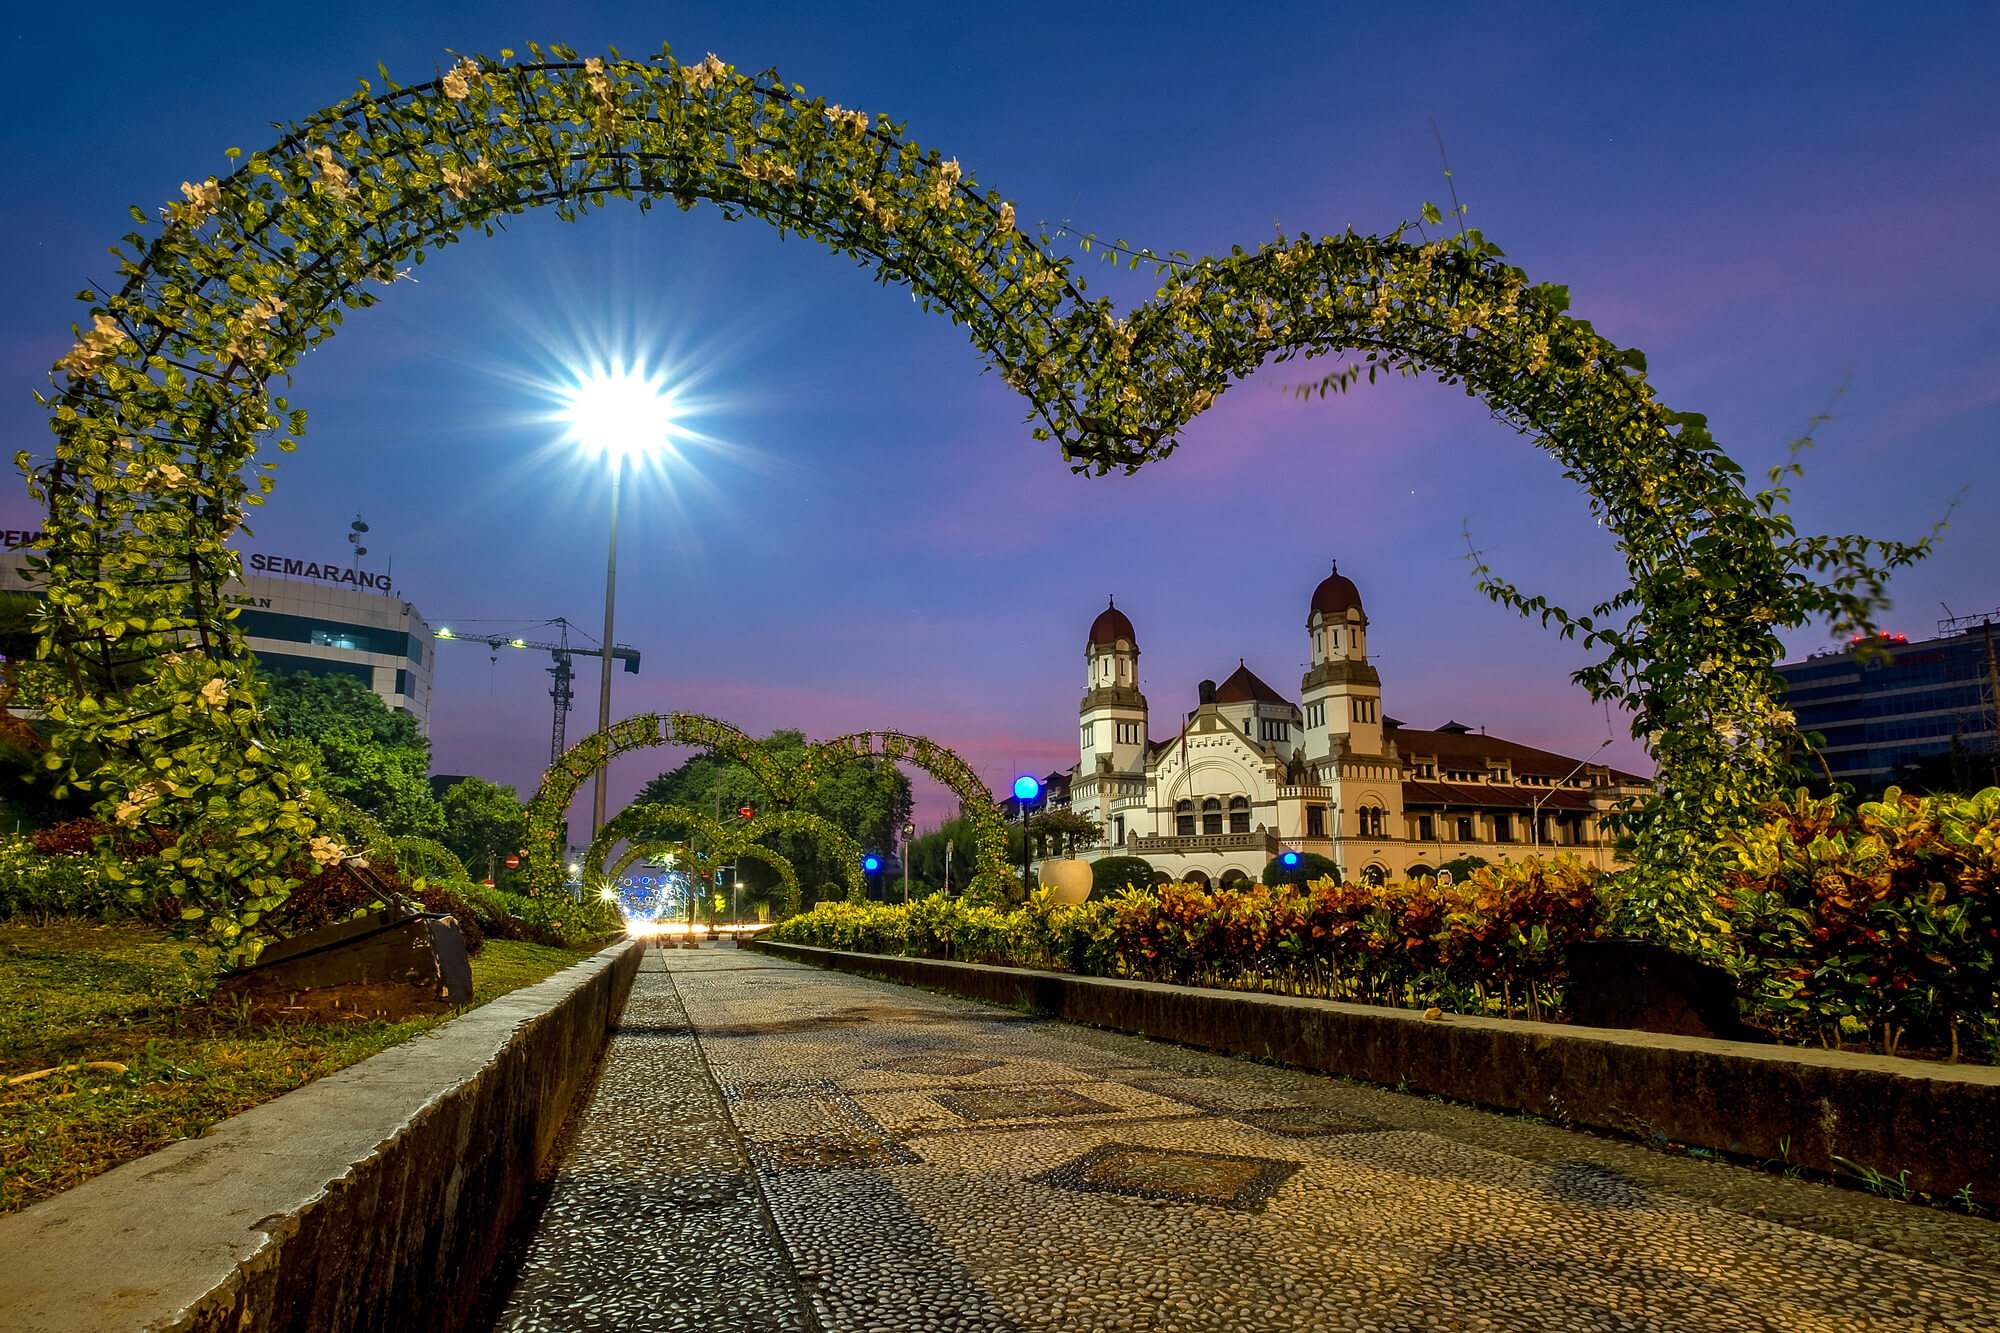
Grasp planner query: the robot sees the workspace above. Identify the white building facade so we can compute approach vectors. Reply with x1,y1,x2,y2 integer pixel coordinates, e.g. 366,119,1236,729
1063,563,1648,887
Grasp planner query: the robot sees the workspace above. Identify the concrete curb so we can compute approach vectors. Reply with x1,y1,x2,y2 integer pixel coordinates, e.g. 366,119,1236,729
750,938,2000,1201
0,938,645,1333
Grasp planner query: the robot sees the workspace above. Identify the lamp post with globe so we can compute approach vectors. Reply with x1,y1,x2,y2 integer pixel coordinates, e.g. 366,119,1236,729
1013,775,1042,898
559,365,680,838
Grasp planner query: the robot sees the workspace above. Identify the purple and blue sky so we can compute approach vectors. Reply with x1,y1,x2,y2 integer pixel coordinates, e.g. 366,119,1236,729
4,3,1996,828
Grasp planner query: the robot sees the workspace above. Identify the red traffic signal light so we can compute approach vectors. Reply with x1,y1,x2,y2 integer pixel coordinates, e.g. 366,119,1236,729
738,806,756,820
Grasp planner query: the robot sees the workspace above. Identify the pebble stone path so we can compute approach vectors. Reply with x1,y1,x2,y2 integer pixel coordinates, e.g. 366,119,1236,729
488,944,2000,1333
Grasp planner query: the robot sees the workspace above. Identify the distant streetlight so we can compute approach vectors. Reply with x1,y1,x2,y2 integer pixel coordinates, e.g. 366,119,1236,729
560,363,679,838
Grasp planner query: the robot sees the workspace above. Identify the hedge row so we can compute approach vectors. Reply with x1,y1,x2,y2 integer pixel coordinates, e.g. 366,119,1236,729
774,787,2000,1060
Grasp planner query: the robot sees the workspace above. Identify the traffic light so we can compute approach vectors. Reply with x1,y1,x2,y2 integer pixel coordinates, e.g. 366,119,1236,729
738,805,756,820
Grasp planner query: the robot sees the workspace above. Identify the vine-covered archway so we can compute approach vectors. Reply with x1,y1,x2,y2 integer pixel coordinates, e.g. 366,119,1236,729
604,839,800,923
581,800,862,901
31,43,1927,957
525,716,1005,902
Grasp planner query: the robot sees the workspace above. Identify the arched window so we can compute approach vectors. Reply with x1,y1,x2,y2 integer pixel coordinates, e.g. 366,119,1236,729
1357,805,1385,838
1361,864,1387,886
1175,799,1195,837
1183,869,1211,888
1406,864,1434,881
1202,798,1224,836
1220,868,1249,887
1228,795,1250,834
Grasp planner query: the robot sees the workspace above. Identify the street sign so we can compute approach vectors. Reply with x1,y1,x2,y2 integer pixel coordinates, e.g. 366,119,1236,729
505,854,520,869
482,878,496,888
1437,869,1454,886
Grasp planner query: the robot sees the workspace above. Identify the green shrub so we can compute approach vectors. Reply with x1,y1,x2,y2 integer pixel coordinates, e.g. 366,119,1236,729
1090,856,1153,898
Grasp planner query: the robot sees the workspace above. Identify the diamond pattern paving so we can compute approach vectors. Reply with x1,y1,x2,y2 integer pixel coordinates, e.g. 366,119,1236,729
489,944,2000,1333
1037,1142,1301,1208
933,1085,1117,1121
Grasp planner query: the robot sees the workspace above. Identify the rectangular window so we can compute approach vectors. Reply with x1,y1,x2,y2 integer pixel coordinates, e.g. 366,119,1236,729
1493,813,1513,842
406,633,427,665
1115,721,1141,745
1304,702,1323,729
1259,719,1290,743
1456,815,1474,841
1350,699,1377,723
394,668,411,696
1082,722,1096,749
1114,815,1125,845
1229,809,1250,834
1176,814,1196,837
1306,805,1326,837
1416,815,1434,840
236,609,395,656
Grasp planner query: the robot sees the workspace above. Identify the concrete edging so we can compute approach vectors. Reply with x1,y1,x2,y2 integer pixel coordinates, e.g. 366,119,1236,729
0,938,646,1333
750,938,2000,1201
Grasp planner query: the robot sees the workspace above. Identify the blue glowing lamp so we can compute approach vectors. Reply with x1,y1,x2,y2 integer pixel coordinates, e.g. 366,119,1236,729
1281,850,1301,868
1013,775,1042,802
862,854,882,873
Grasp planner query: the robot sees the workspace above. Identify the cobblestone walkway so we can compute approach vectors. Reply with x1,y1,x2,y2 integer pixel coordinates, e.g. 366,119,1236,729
490,945,2000,1332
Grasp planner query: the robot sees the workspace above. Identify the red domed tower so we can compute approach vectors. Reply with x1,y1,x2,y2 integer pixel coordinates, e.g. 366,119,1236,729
1080,596,1148,778
1300,560,1383,772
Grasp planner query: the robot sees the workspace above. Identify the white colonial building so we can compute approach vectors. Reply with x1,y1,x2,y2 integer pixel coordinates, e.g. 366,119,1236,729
1058,562,1649,887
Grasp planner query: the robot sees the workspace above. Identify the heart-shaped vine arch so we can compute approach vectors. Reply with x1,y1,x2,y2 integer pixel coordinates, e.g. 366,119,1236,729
527,713,1009,903
27,42,1931,959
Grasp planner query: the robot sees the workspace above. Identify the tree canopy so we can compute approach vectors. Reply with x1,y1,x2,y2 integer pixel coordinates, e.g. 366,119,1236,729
437,776,529,883
260,670,442,837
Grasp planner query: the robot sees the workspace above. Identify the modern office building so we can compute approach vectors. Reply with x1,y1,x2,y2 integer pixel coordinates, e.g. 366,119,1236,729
1775,609,2000,789
2,545,433,731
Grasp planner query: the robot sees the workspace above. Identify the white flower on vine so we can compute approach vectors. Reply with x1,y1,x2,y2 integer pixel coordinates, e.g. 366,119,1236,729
823,104,868,132
1713,720,1740,744
161,651,184,665
683,52,728,92
308,835,349,866
308,145,356,201
929,157,962,207
1118,385,1141,405
1527,333,1551,373
1682,565,1701,581
1369,290,1393,328
61,313,127,378
998,202,1015,232
178,177,223,224
1697,658,1718,675
115,782,162,826
440,57,480,101
739,154,797,184
1037,357,1060,379
246,296,285,326
200,677,229,707
441,158,497,201
1188,389,1216,416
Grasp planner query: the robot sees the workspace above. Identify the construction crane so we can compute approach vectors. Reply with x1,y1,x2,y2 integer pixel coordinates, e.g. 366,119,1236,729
433,618,641,764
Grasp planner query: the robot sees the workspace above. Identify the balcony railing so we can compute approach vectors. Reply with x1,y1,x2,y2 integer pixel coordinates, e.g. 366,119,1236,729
1276,785,1331,800
1129,831,1282,857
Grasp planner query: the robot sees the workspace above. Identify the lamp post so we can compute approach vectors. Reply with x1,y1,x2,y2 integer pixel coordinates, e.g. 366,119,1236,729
560,363,677,839
1013,775,1042,896
1532,739,1613,851
592,454,623,838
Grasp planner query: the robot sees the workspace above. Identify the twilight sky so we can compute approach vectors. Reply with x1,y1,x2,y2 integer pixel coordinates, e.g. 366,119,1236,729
4,3,1996,830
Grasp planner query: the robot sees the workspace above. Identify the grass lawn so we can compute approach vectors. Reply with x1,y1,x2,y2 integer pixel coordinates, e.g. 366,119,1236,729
0,920,593,1218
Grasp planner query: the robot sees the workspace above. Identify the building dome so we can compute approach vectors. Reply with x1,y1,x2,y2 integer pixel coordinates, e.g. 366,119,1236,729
1088,597,1137,649
1309,560,1363,620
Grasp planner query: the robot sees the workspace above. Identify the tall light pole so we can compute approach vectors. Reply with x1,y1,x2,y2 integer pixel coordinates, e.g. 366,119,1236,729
593,454,623,837
560,362,677,839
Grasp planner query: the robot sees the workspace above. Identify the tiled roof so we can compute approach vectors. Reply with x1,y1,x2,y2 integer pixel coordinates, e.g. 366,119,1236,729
1212,661,1289,705
1392,724,1650,784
